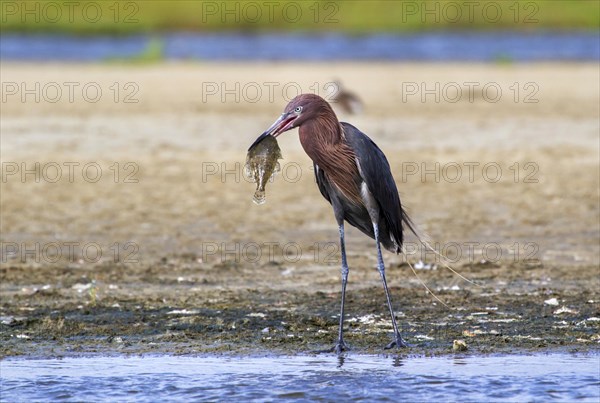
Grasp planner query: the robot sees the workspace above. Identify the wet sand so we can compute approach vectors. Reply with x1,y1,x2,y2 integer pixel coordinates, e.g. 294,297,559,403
1,62,598,357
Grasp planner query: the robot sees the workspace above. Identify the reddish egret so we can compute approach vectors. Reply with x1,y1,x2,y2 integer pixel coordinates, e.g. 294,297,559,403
254,94,418,353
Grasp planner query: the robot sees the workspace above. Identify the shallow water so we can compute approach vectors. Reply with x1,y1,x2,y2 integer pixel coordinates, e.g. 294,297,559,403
1,353,599,402
1,31,598,61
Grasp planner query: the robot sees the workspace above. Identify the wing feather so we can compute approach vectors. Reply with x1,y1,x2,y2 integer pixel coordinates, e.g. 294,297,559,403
342,122,405,251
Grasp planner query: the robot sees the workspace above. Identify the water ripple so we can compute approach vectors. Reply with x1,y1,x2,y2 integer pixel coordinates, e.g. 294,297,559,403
1,353,599,402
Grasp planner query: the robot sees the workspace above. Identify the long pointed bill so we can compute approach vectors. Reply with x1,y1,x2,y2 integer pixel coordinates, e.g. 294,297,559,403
248,132,270,151
249,113,298,151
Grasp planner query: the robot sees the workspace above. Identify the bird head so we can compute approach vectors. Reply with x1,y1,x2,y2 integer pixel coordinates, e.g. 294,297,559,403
262,94,333,136
249,94,335,151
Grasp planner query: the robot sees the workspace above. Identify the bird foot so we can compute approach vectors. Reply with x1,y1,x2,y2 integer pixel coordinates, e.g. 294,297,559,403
315,339,350,354
384,333,410,349
331,339,350,354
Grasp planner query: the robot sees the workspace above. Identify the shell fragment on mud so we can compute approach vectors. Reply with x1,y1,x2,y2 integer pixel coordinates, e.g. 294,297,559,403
453,339,468,351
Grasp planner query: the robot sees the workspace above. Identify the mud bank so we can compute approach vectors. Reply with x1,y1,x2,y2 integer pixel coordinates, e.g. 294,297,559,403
1,62,598,358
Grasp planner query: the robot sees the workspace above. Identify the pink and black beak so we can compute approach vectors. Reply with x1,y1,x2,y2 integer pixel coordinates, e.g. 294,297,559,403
248,112,298,151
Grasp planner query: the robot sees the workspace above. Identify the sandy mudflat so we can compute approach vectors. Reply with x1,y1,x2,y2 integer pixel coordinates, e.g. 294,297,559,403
0,62,598,357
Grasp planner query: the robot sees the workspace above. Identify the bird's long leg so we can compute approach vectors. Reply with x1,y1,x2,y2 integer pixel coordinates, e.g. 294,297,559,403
332,224,350,354
373,223,408,349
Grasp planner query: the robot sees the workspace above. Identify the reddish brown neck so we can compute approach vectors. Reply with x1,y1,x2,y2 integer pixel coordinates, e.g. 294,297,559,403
297,109,363,204
298,110,342,162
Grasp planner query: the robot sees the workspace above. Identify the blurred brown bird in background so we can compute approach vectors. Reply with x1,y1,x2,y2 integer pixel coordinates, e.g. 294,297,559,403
329,80,363,115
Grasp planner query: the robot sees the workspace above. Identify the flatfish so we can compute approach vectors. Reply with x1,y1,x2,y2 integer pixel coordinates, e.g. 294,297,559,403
245,135,282,204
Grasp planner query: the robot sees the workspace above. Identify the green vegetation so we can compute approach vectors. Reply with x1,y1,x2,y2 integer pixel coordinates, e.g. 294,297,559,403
1,0,598,34
105,37,165,63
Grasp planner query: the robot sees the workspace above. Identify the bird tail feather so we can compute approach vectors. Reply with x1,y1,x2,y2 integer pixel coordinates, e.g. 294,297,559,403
401,208,480,287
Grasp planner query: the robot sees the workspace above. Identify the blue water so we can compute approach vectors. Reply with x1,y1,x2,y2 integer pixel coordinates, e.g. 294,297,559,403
1,32,598,61
1,353,599,402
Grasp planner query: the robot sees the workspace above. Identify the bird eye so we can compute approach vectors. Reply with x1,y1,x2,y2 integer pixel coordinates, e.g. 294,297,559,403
294,106,302,113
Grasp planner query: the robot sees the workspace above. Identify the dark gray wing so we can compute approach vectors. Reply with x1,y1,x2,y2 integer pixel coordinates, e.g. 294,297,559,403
341,122,405,250
314,161,375,238
313,163,332,204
